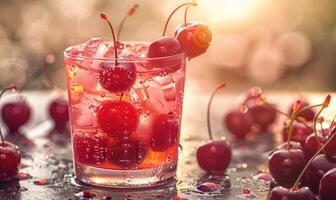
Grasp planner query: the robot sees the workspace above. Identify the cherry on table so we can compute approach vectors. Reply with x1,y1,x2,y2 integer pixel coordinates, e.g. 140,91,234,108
175,22,212,59
0,141,21,181
324,131,336,160
319,168,336,200
97,100,139,138
304,133,327,161
303,154,336,193
245,99,277,131
48,97,69,134
73,131,107,165
150,112,179,152
268,149,305,187
282,122,313,147
224,109,254,140
268,186,316,200
107,138,148,168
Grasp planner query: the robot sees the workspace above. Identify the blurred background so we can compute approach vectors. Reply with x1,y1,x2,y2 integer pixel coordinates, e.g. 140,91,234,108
1,0,336,92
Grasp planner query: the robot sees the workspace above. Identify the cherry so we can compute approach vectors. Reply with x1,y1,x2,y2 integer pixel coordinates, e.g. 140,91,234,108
276,141,302,151
98,62,136,93
268,186,316,200
223,109,254,140
289,100,315,122
48,96,69,134
245,99,277,131
150,112,179,152
319,168,336,200
1,100,31,135
0,85,21,181
73,131,107,165
303,154,336,193
324,131,336,160
268,149,305,187
107,139,147,168
282,122,312,147
304,133,327,161
176,22,212,59
99,12,136,93
196,83,232,173
97,100,139,138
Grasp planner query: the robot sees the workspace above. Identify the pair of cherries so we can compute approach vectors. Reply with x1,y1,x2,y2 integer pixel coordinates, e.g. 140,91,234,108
224,88,277,140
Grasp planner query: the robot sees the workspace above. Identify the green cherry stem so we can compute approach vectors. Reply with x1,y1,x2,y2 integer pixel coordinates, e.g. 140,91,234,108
291,126,336,191
207,83,226,140
117,4,139,40
0,84,17,146
162,2,197,36
100,12,118,65
312,95,331,148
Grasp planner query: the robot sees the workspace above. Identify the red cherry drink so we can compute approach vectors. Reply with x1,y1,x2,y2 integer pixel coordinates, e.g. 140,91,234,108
64,39,186,187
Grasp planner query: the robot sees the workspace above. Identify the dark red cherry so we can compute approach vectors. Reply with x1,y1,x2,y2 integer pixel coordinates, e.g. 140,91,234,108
223,109,254,140
276,141,303,151
147,37,183,70
98,62,136,93
175,22,212,59
97,101,139,138
268,186,316,200
282,123,313,147
0,141,21,181
288,100,315,122
319,168,336,200
48,97,69,132
304,134,327,161
150,112,179,152
324,132,336,160
303,154,336,193
196,139,232,172
245,100,277,131
1,100,31,134
107,139,147,168
73,131,107,165
268,149,305,187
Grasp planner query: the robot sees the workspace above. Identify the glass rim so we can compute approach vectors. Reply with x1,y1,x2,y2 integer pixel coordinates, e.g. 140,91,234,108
63,41,186,62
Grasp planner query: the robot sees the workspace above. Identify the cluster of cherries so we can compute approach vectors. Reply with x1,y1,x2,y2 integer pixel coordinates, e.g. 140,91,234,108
264,95,336,200
74,2,212,168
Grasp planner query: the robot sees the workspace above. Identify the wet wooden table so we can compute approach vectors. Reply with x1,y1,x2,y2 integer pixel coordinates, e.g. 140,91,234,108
0,90,332,200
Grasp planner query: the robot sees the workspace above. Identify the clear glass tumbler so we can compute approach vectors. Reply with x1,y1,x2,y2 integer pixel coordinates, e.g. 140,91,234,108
64,41,186,188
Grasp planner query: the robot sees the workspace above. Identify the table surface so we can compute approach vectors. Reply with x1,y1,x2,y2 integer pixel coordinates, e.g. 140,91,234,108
0,90,333,200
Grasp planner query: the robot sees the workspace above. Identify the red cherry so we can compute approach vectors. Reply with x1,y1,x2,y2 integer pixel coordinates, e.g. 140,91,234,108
147,37,183,71
268,149,305,187
1,100,31,134
303,154,336,193
107,139,147,168
73,131,107,165
98,62,136,93
245,100,277,131
196,139,232,172
324,131,336,160
304,133,327,161
175,22,212,59
288,100,315,122
319,168,336,200
282,123,313,147
97,101,139,138
48,97,69,132
0,141,21,181
268,186,316,200
276,141,303,151
224,109,254,140
150,112,179,152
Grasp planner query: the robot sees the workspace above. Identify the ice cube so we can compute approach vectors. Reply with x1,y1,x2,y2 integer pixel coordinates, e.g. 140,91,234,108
130,82,149,103
154,76,176,101
72,68,98,90
133,114,153,142
73,98,98,129
82,38,104,57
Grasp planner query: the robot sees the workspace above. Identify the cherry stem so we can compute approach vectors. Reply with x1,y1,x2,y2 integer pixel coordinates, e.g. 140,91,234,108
162,2,197,36
287,103,323,149
0,84,17,146
291,126,336,191
312,95,331,148
117,4,138,40
207,82,226,140
184,5,192,25
262,101,312,130
100,12,118,65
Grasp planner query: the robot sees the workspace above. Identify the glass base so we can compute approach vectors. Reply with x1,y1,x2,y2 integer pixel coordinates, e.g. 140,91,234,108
74,161,177,188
